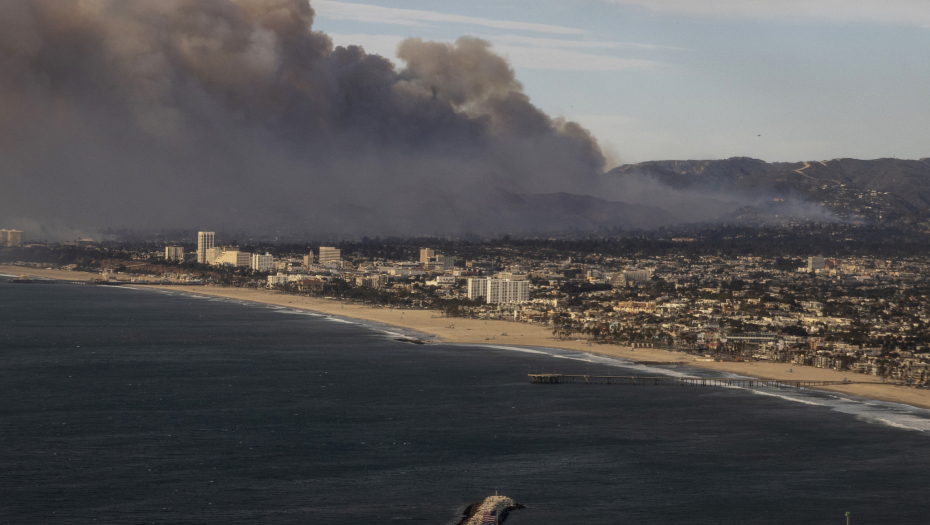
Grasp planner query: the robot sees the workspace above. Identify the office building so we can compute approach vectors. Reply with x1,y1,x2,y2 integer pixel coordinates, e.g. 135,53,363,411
251,253,274,272
808,256,826,271
467,278,529,304
165,246,184,261
0,230,8,246
437,255,455,271
420,248,454,271
303,253,315,267
197,231,215,264
319,247,341,265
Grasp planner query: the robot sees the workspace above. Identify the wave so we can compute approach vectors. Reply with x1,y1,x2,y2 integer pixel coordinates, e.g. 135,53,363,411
477,343,930,434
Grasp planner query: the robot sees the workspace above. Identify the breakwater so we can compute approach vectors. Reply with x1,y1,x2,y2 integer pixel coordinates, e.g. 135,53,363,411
457,495,523,525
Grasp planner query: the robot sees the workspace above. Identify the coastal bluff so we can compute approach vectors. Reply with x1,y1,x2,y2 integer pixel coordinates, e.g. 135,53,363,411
457,495,524,524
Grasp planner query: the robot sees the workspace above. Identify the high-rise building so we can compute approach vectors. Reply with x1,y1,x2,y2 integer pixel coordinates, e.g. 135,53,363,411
419,248,435,264
808,256,825,271
467,277,488,300
488,279,529,304
251,253,274,272
165,246,184,261
6,230,24,247
319,247,341,265
303,254,315,267
197,231,215,264
0,230,8,246
467,278,529,304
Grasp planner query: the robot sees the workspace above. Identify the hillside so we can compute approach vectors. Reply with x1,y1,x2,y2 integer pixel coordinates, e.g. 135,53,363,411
608,157,930,225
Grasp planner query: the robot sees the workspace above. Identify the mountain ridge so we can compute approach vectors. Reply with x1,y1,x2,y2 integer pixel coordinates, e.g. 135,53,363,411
607,157,930,225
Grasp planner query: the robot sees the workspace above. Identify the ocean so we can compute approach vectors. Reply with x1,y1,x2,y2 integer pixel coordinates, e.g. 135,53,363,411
2,281,930,524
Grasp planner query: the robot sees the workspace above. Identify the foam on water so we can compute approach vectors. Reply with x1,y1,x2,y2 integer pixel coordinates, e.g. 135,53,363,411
479,342,930,434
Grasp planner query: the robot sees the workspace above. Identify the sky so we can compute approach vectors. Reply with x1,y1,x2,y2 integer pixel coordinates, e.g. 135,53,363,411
312,0,930,165
1,0,926,238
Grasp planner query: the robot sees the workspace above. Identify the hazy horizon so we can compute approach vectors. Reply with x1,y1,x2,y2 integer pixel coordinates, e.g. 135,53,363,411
1,0,925,240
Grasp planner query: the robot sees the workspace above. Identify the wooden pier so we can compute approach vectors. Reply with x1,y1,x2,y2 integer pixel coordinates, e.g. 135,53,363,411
529,374,866,388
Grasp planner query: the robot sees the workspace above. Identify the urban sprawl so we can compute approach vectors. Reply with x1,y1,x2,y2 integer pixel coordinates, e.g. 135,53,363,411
4,227,930,388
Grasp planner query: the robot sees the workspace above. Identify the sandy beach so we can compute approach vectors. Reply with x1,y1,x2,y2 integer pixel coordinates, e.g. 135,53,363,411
4,264,929,409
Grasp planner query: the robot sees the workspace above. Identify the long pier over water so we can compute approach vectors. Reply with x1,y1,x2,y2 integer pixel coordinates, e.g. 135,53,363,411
529,374,867,389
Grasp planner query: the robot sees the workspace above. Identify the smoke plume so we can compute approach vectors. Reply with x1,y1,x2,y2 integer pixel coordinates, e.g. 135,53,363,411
0,0,616,238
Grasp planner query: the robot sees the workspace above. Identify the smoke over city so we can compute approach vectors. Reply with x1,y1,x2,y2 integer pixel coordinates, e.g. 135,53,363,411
0,0,835,240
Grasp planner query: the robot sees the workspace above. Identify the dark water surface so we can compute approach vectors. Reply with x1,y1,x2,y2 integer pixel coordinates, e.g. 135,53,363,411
2,282,929,524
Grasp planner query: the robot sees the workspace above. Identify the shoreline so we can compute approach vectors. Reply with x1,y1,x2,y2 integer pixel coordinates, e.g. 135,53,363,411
3,264,930,410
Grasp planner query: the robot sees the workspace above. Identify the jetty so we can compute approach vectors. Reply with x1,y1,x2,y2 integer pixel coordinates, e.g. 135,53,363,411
529,373,869,388
457,495,523,525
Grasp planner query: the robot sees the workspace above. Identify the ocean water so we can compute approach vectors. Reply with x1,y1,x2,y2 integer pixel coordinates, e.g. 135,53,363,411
2,281,930,524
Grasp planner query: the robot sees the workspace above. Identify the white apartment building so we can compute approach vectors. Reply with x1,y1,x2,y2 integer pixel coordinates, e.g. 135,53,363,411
197,231,215,264
319,247,341,265
467,277,488,300
267,273,317,288
251,253,274,272
0,229,24,247
267,273,289,287
467,278,529,304
165,246,184,261
488,279,530,304
215,248,250,267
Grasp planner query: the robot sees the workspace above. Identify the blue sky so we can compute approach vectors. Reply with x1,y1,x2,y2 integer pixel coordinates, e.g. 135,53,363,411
310,0,930,165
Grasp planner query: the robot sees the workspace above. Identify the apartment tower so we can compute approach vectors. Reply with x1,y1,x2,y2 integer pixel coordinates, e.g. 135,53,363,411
197,231,216,264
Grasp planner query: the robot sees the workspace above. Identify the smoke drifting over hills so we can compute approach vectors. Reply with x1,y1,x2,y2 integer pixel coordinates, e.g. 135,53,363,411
1,0,849,241
0,0,618,238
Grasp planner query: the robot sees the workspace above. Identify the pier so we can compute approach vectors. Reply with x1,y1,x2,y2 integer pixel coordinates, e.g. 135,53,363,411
529,374,868,388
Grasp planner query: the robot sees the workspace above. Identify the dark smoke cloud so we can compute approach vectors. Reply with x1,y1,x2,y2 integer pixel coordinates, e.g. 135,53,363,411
0,0,612,238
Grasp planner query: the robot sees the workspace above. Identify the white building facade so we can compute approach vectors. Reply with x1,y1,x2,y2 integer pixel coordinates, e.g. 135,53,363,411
319,247,341,265
215,249,250,267
251,253,274,272
0,229,24,247
165,246,184,261
467,278,529,304
197,231,215,264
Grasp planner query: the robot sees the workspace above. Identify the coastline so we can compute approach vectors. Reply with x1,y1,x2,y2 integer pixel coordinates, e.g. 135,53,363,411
3,264,930,410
